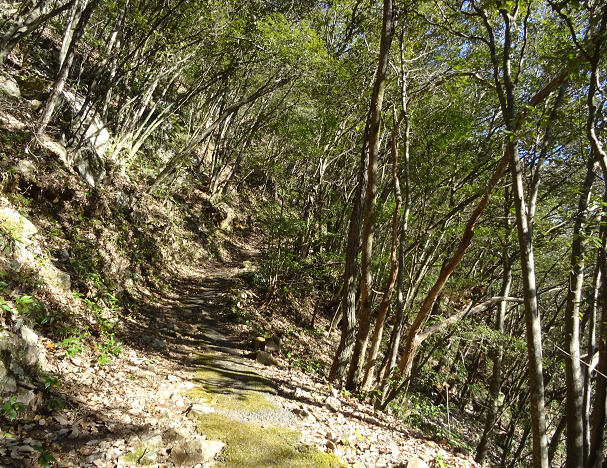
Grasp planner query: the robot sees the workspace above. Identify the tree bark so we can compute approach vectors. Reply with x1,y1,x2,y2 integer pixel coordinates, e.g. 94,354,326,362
476,191,512,464
564,151,595,468
360,108,403,391
0,0,78,64
36,0,100,135
148,76,291,192
345,0,398,391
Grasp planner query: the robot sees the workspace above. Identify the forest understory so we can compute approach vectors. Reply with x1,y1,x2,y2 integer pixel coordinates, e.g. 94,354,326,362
1,0,607,467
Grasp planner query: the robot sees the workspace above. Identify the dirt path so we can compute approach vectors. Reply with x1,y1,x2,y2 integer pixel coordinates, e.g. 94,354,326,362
1,240,480,468
0,250,341,468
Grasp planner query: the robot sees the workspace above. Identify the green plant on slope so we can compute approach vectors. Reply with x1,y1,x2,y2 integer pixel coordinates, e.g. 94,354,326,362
1,396,25,420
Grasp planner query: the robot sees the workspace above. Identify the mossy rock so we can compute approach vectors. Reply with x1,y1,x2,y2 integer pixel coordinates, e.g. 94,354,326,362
196,413,343,468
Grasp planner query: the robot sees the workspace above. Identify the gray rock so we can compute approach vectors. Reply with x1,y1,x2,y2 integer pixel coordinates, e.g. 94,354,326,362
162,427,189,444
14,160,36,177
9,362,25,377
16,390,35,406
0,72,20,98
61,89,111,159
56,249,70,263
293,406,315,422
40,264,71,290
0,207,38,245
0,375,17,394
25,343,48,369
20,326,38,346
171,438,224,466
324,396,341,412
265,335,281,353
406,458,430,468
255,351,279,367
187,403,214,419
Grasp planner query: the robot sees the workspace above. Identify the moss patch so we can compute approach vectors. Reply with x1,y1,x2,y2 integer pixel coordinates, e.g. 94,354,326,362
186,351,277,411
123,443,157,466
196,413,343,468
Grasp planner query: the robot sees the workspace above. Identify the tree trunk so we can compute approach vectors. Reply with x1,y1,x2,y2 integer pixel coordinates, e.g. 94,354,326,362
360,108,403,391
584,7,607,467
345,0,398,391
564,151,595,468
0,0,78,64
36,0,99,135
382,149,510,408
148,76,290,192
508,135,549,468
476,242,513,464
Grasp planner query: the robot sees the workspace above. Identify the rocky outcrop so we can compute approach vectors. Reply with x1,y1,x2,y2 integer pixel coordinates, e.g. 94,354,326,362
60,89,111,187
0,202,71,291
0,72,20,98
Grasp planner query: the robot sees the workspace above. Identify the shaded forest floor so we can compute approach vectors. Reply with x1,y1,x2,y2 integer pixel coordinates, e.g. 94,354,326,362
1,236,479,467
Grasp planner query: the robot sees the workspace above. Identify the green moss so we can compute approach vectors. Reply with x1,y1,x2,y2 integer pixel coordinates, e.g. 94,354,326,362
196,413,343,468
123,444,155,466
185,351,277,411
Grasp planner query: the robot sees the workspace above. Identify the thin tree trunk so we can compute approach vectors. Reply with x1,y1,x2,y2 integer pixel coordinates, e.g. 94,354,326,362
584,7,607,467
345,0,398,391
148,76,290,192
0,0,78,64
476,243,513,464
382,149,510,408
508,136,549,468
36,0,99,135
583,260,601,461
361,108,403,391
564,151,595,468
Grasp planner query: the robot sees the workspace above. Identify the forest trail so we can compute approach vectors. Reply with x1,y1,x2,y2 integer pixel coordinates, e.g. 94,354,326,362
1,240,338,467
0,231,479,468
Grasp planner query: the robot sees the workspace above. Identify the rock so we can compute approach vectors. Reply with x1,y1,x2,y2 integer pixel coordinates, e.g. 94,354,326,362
15,389,35,406
14,160,36,178
187,403,214,419
56,248,70,263
0,375,17,394
253,336,265,350
16,75,51,100
170,438,224,466
324,396,341,412
29,99,42,111
0,206,38,245
151,338,166,350
40,263,71,290
293,405,315,422
61,89,111,158
255,351,279,367
265,335,281,353
162,427,189,444
59,88,111,187
406,458,430,468
0,72,20,98
20,326,38,346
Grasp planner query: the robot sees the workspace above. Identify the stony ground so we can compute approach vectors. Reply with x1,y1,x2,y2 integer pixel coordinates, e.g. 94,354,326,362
0,240,481,468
